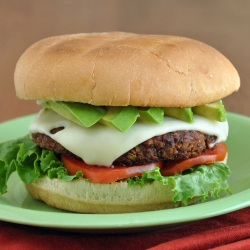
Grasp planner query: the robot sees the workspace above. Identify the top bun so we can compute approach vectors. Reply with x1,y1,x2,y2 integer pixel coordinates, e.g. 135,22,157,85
14,32,240,107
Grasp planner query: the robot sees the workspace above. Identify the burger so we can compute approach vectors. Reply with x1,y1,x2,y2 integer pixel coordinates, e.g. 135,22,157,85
0,32,240,213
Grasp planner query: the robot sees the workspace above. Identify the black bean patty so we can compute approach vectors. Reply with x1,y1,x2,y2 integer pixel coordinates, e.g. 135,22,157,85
32,127,217,166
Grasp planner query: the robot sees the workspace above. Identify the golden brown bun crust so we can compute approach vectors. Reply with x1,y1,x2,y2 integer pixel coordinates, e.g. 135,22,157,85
24,178,200,214
14,32,240,107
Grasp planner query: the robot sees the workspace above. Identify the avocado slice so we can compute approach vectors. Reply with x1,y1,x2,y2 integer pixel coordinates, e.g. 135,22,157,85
41,101,106,127
138,107,164,124
99,106,139,132
192,100,227,122
163,107,194,123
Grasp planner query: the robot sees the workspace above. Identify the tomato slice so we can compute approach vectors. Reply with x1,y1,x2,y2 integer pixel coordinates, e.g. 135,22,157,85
160,143,227,176
61,143,227,183
61,155,163,183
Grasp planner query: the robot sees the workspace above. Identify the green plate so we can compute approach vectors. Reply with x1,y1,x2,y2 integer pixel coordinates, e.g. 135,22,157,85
0,113,250,234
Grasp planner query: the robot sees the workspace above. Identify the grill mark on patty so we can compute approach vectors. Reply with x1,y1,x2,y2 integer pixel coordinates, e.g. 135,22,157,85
32,129,217,166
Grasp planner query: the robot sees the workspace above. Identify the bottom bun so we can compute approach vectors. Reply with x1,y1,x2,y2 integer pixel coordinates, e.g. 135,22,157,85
25,178,200,214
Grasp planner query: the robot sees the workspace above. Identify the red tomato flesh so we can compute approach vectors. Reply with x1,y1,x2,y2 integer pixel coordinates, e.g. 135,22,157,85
61,155,163,183
161,143,227,176
61,143,227,183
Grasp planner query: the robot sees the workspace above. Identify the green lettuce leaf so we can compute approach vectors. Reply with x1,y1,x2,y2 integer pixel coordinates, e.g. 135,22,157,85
127,164,231,205
0,136,231,205
0,135,81,194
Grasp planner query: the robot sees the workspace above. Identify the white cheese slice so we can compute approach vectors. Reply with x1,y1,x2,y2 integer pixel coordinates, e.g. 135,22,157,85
29,109,228,167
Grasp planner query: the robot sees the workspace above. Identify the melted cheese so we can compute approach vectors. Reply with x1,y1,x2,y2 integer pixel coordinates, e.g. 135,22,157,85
29,109,228,167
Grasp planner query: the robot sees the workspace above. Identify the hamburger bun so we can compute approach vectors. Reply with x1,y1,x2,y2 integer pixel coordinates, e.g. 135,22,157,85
14,32,240,107
24,155,227,214
25,177,200,213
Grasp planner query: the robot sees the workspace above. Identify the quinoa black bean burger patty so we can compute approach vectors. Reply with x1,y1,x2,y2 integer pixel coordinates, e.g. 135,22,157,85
32,130,217,165
0,32,240,214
